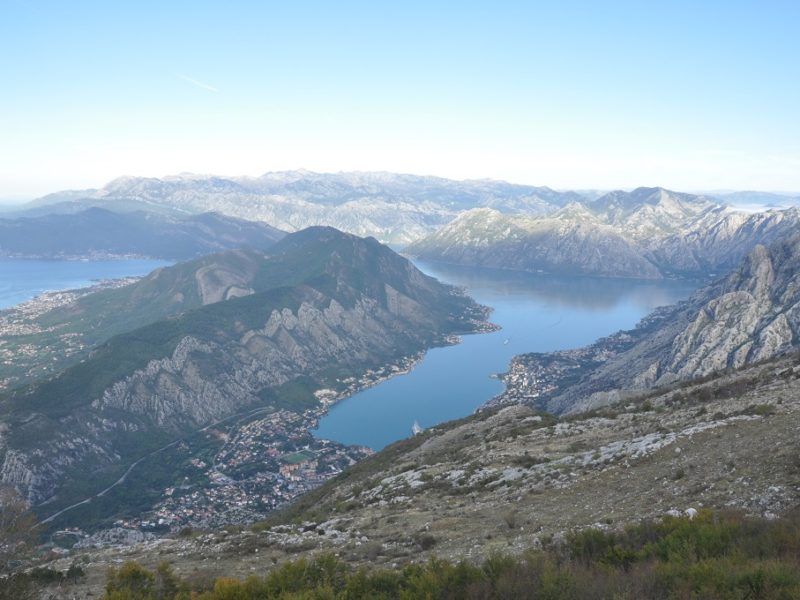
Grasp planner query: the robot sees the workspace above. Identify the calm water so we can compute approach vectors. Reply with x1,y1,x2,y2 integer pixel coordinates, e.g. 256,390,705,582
0,259,170,309
315,261,700,450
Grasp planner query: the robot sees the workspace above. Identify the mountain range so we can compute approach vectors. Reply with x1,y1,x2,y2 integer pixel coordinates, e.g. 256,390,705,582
408,187,800,279
4,171,586,245
37,300,800,597
6,173,800,597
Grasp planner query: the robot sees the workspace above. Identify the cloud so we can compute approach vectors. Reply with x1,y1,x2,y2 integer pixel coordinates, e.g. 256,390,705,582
177,73,219,93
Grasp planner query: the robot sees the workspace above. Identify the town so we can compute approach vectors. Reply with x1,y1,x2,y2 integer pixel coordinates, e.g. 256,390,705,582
119,407,372,531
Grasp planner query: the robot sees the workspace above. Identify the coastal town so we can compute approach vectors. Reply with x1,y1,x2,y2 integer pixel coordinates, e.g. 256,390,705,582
120,407,373,531
0,277,140,389
97,354,432,536
492,308,672,409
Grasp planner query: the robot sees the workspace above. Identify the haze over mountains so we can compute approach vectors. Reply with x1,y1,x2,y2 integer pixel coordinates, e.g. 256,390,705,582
6,171,585,245
6,170,800,597
7,172,797,280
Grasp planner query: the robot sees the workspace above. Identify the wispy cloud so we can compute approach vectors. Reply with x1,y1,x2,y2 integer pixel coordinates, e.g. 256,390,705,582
177,73,219,93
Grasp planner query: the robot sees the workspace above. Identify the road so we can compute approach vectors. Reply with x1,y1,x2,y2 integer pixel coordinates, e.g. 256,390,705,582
36,405,277,527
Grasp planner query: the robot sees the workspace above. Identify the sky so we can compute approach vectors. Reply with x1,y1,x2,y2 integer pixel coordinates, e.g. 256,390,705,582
1,1,799,200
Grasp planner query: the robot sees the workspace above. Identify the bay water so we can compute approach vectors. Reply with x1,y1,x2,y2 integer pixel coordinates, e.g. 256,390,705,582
0,259,170,309
314,261,699,450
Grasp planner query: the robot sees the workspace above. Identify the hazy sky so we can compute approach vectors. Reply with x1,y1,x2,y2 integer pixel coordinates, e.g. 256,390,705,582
1,1,799,199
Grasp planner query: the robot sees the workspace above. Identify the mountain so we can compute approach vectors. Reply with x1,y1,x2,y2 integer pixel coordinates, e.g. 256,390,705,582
16,171,585,245
0,248,287,391
408,187,800,279
587,186,719,242
0,227,489,525
497,234,800,414
651,207,800,276
405,207,662,278
0,208,285,259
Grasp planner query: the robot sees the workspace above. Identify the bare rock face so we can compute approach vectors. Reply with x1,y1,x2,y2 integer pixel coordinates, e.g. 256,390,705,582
193,249,261,304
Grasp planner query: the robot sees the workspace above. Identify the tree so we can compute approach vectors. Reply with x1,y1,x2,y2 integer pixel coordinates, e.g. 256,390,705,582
0,485,38,574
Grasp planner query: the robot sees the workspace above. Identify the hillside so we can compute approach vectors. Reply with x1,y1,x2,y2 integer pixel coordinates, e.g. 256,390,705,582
0,208,285,259
407,188,800,279
0,227,489,529
34,351,800,597
0,247,291,391
405,207,662,278
497,235,800,415
12,171,585,245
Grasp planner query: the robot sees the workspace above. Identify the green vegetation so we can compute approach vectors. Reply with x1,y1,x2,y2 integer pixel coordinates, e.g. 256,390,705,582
100,510,800,599
0,565,85,600
258,377,321,413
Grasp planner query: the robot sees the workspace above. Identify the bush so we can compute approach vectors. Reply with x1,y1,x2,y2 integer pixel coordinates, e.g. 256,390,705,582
100,511,800,599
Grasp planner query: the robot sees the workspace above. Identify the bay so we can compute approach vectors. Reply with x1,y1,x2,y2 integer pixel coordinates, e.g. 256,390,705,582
314,261,700,450
0,259,170,310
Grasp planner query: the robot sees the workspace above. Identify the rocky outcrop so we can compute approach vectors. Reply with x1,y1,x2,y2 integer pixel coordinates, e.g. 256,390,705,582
497,236,800,414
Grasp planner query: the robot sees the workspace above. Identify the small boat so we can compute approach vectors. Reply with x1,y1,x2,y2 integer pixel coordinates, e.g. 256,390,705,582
503,338,510,345
411,420,424,435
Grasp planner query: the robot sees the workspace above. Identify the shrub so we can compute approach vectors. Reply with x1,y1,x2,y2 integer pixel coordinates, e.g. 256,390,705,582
99,511,800,599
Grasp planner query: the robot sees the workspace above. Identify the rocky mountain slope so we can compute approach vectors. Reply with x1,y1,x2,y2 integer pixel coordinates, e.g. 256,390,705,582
652,206,800,276
497,235,800,414
0,208,285,259
0,227,488,522
13,171,584,245
407,188,800,279
37,351,800,596
0,247,293,391
405,207,662,278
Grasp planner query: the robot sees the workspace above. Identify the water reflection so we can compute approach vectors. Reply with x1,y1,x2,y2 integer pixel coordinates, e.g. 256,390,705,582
414,259,702,312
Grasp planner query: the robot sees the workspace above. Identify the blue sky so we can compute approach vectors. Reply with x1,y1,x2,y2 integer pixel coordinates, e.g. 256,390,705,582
1,1,798,198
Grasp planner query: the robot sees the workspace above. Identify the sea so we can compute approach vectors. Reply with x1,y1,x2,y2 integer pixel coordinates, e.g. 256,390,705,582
0,259,170,310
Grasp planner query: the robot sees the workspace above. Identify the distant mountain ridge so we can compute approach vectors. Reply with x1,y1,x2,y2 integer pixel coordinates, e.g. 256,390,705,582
11,171,586,245
408,187,800,279
0,208,285,259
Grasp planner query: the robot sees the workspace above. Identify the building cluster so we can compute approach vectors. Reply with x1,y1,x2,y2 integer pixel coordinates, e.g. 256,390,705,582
119,409,371,531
